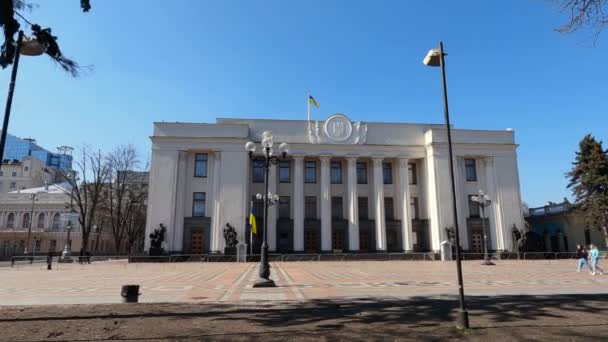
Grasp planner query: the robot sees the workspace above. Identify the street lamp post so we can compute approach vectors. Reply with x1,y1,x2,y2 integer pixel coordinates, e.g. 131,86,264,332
245,131,289,288
471,190,494,266
24,193,39,255
423,41,469,329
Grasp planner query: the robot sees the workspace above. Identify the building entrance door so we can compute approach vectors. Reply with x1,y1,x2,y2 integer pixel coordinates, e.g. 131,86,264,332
332,230,344,252
191,232,203,254
359,230,369,252
471,234,482,253
304,230,318,253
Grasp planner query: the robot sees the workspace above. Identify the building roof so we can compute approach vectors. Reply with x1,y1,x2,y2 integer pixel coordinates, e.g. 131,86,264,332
9,182,72,194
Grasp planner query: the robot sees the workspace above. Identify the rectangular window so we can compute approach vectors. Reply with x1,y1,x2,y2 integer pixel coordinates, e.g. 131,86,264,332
358,197,369,219
331,197,343,220
305,161,316,183
584,229,591,245
383,162,393,184
408,163,417,185
465,158,477,181
9,182,15,189
279,160,291,183
384,197,394,220
192,192,206,217
279,196,290,219
194,153,208,177
252,160,264,183
11,171,16,177
0,171,3,176
305,196,317,219
356,162,367,184
468,195,480,218
252,196,264,217
24,166,29,172
330,161,342,184
50,240,57,251
410,197,419,220
34,240,41,252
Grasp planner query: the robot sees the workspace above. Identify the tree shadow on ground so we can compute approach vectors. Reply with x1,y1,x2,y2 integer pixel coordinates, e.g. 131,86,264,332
2,293,607,329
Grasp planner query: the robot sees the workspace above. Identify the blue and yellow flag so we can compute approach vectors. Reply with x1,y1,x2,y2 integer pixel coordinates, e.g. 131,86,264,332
308,95,319,108
249,209,257,235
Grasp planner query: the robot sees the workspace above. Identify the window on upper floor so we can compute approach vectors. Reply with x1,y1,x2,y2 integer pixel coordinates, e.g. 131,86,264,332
383,162,393,184
384,197,394,220
279,160,291,183
305,196,317,219
330,161,342,184
465,158,477,181
252,160,264,183
52,213,61,229
192,192,206,217
305,161,316,183
468,195,480,218
331,196,343,220
358,197,369,219
11,171,16,177
279,196,290,219
9,182,15,189
22,213,30,228
6,213,15,229
410,197,419,220
251,195,264,218
408,163,417,185
356,162,367,184
24,166,29,172
37,213,45,229
194,153,208,178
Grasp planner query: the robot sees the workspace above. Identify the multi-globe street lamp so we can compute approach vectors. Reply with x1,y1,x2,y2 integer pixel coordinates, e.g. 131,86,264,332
423,41,469,329
24,193,39,255
245,131,289,288
471,189,494,266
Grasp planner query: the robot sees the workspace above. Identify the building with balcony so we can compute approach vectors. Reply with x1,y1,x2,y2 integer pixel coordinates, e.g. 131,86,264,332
526,200,608,252
0,183,119,257
145,115,526,255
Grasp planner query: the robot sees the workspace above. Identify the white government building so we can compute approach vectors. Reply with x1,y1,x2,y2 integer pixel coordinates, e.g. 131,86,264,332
145,115,525,255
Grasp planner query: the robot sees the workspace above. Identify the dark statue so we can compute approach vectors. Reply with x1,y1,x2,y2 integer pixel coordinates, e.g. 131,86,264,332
149,223,166,256
223,223,238,255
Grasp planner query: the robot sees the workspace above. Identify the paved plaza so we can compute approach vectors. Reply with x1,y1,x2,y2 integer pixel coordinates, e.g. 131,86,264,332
0,259,606,305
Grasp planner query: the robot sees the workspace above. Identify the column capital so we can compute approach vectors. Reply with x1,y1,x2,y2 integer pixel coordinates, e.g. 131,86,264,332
372,156,384,165
292,154,305,160
319,155,332,162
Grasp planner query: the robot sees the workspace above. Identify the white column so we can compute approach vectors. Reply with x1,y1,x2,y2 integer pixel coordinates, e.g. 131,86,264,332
267,161,278,251
397,157,413,252
293,156,305,251
454,157,469,250
372,157,386,251
173,151,187,252
483,157,502,250
320,156,332,251
210,152,223,252
346,157,359,251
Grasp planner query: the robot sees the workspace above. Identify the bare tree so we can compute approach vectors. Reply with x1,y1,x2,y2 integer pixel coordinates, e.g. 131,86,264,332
553,0,608,38
60,146,110,252
103,145,148,255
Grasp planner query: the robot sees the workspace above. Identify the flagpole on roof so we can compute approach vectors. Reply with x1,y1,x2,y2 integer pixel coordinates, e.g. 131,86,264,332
306,90,311,122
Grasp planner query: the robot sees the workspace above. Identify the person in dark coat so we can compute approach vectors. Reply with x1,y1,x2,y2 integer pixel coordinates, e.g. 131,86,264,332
576,244,590,272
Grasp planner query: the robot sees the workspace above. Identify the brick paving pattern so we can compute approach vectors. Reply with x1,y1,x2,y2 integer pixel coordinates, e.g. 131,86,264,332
0,260,606,305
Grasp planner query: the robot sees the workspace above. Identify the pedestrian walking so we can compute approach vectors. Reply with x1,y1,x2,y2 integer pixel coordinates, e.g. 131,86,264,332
589,244,604,276
576,244,590,272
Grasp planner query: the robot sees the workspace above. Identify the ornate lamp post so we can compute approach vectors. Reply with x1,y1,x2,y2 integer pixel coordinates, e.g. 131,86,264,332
471,189,494,266
24,193,39,255
423,41,469,329
245,131,289,288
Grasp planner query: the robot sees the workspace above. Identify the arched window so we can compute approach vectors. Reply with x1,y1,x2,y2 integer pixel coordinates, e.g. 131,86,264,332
52,213,61,229
37,213,45,229
22,213,30,228
6,213,15,229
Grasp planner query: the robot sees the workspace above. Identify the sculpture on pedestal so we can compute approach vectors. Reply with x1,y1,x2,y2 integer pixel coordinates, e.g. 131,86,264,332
223,223,238,255
149,223,166,256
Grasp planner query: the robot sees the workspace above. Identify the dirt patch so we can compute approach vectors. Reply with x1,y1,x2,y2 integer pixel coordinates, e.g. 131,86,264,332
0,294,607,341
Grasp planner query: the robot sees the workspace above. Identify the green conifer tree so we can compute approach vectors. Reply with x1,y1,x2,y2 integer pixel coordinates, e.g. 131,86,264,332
567,134,608,247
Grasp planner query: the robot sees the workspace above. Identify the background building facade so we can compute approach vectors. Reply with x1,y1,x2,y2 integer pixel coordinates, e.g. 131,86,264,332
145,115,525,254
1,132,73,170
0,156,57,193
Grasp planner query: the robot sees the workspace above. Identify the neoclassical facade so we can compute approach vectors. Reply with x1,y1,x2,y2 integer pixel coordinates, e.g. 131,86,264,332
145,115,525,254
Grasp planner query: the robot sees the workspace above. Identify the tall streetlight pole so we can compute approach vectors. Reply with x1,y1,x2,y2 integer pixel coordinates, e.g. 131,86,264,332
423,41,469,329
24,193,39,255
471,189,494,266
245,131,289,288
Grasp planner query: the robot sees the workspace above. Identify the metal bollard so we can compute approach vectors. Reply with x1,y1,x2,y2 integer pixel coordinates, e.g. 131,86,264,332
121,285,140,303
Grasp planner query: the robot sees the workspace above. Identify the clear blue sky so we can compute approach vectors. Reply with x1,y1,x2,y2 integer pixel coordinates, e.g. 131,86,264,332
1,0,607,207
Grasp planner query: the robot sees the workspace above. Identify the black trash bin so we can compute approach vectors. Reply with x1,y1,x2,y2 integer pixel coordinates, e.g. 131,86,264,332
121,285,140,303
